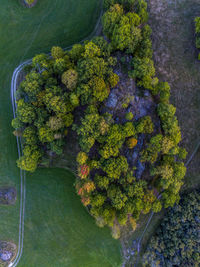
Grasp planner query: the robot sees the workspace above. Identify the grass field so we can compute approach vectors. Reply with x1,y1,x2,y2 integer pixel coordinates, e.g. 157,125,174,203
0,0,122,266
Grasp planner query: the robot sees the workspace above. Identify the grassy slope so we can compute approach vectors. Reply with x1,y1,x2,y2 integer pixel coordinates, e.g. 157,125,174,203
0,1,122,266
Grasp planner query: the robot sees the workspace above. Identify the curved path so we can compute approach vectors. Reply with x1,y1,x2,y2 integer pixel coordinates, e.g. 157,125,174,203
8,3,103,266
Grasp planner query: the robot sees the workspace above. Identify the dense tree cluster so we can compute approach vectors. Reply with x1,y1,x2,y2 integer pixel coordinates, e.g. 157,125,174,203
195,17,200,59
143,191,200,266
12,0,186,238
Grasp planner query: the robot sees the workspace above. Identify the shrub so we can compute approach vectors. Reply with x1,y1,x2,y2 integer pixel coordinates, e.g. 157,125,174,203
126,137,137,149
129,217,137,231
70,93,79,106
111,224,121,239
125,112,134,121
108,72,119,87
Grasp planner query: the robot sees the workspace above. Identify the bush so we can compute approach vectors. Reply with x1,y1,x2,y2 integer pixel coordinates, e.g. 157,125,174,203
125,112,134,121
126,137,137,149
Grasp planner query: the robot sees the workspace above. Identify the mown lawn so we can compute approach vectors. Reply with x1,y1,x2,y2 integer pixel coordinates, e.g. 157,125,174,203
0,0,122,266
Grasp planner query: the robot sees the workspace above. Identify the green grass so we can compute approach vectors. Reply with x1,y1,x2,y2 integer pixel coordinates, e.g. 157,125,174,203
0,0,122,266
20,169,121,267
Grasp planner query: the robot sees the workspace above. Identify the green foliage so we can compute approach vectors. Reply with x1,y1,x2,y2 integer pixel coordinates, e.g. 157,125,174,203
23,126,38,145
102,156,128,179
157,103,181,144
48,116,63,131
108,185,127,210
61,69,78,90
108,72,119,87
76,152,88,165
143,191,200,266
17,146,41,172
125,112,133,121
68,44,84,62
136,116,154,134
89,76,109,102
102,4,142,53
38,126,54,143
195,17,200,33
83,41,101,58
24,0,35,5
102,4,123,38
16,99,36,124
12,117,23,129
51,46,64,59
131,57,155,79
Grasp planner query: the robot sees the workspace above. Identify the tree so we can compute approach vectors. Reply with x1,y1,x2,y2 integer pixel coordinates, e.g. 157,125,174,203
38,126,54,143
23,126,38,145
89,76,109,102
16,99,36,124
68,44,84,62
48,116,63,131
108,72,119,87
83,42,101,58
102,4,124,38
195,17,200,33
76,151,88,165
136,116,154,134
51,46,64,59
61,69,78,90
131,57,155,79
107,185,127,210
143,191,200,266
103,156,128,179
126,137,137,149
17,146,41,172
